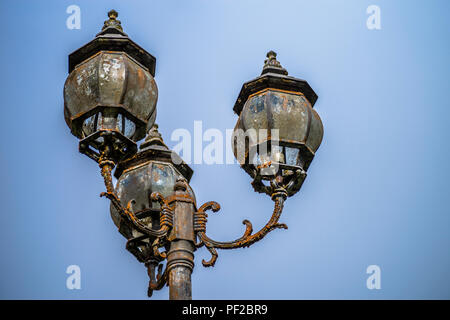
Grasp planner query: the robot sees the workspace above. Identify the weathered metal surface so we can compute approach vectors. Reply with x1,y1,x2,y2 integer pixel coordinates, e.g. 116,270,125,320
234,89,323,160
112,161,184,237
64,51,158,140
79,129,138,163
64,10,158,164
194,175,289,267
99,153,172,297
111,126,195,239
96,125,196,299
99,145,292,297
145,258,168,297
232,51,323,197
114,125,193,180
168,238,194,300
68,10,156,75
68,11,323,300
166,180,196,300
233,51,318,115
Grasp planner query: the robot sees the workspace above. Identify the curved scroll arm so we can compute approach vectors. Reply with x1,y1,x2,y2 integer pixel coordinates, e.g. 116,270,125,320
125,235,148,263
195,185,288,267
151,236,167,260
98,153,171,297
146,260,168,297
98,157,172,238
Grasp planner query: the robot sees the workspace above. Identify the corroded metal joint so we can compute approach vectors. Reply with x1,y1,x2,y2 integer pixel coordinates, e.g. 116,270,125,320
98,153,116,194
167,247,195,274
160,206,174,227
167,240,195,300
98,159,115,168
145,257,168,297
271,187,288,201
194,211,207,233
174,178,189,192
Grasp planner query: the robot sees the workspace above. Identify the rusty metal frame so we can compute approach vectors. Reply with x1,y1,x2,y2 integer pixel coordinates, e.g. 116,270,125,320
193,174,291,267
70,104,147,140
99,153,172,296
96,146,297,297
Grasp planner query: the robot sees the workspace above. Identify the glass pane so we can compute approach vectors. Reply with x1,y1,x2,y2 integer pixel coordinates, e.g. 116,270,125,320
285,147,299,166
241,94,268,144
101,114,117,130
258,153,271,168
94,136,104,144
117,113,123,133
96,112,102,129
124,117,136,138
151,163,175,209
116,163,151,214
82,114,96,137
271,145,284,164
269,91,310,143
250,152,260,166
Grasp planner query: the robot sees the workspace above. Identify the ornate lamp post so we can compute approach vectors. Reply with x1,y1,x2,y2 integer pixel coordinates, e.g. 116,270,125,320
63,10,323,300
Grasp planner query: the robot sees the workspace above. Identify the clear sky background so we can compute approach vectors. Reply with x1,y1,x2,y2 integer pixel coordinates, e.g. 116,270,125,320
0,0,449,299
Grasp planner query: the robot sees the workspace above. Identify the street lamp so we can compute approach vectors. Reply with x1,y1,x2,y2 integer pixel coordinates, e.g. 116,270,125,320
63,10,323,300
232,50,323,197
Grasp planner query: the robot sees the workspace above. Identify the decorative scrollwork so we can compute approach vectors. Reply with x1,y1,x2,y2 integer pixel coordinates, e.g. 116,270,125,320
125,235,148,263
146,259,168,297
152,192,174,228
98,158,172,239
202,244,218,267
98,154,173,296
194,176,289,267
152,236,167,260
98,150,295,293
251,168,306,198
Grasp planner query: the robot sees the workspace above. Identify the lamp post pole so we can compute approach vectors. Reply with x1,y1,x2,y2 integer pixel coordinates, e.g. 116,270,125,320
166,180,196,300
168,240,195,300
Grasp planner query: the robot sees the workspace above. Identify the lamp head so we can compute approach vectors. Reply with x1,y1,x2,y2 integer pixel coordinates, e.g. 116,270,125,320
64,10,158,163
232,51,323,196
111,125,194,240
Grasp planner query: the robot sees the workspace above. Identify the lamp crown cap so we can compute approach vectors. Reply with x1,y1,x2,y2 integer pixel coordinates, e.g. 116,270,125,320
261,50,288,76
101,9,124,32
140,124,168,150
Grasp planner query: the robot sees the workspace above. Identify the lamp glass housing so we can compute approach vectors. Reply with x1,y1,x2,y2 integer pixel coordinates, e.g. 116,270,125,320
233,88,323,180
110,127,194,240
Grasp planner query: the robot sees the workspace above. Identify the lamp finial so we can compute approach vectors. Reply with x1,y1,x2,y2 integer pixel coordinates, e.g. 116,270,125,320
102,9,123,31
262,50,288,75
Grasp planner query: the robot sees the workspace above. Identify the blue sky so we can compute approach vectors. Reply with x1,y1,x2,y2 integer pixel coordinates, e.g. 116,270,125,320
0,0,449,299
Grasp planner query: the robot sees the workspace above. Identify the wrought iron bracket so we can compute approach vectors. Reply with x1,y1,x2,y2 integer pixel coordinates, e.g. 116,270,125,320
98,154,174,296
193,174,291,267
97,151,295,294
